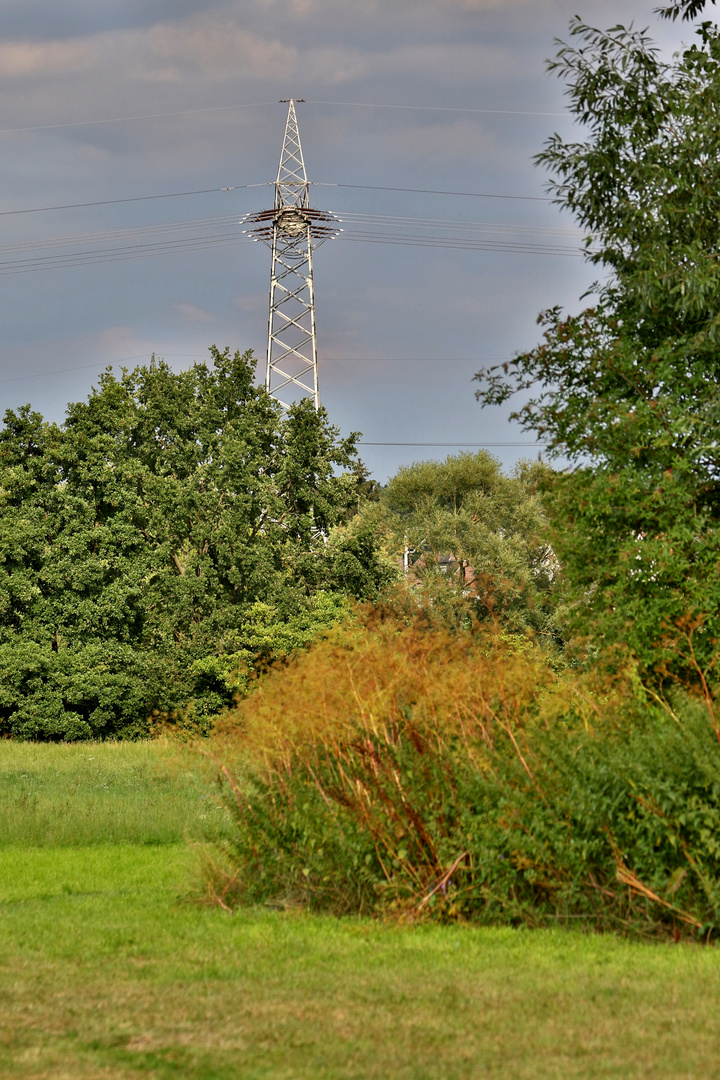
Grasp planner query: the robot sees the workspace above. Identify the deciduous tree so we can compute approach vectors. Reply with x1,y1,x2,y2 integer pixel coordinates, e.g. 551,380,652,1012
0,349,390,738
476,17,720,692
363,451,557,636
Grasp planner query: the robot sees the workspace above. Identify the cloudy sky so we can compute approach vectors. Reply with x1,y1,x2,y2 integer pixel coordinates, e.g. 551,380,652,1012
0,0,691,480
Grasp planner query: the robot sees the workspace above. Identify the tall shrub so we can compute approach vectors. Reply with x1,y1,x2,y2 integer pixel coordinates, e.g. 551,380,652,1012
205,619,720,936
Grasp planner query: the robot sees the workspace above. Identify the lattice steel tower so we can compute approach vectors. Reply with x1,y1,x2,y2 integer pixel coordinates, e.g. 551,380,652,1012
242,100,340,410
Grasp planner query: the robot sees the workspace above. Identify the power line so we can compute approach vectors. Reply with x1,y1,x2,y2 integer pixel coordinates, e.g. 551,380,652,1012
0,357,148,384
0,178,581,277
0,98,569,138
0,236,255,276
340,232,581,257
0,353,218,385
0,102,278,136
305,99,569,119
336,210,581,239
0,230,579,274
0,212,587,276
0,357,514,387
0,181,551,220
317,182,551,202
0,213,243,255
0,216,583,281
0,184,267,219
0,230,579,275
0,210,578,257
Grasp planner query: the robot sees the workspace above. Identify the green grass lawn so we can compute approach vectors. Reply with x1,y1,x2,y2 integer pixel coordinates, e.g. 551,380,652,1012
0,739,230,847
2,743,720,1079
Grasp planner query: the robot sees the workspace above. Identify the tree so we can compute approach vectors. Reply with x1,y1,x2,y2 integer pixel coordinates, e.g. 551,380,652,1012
0,349,389,739
657,0,714,20
361,451,557,636
475,17,720,693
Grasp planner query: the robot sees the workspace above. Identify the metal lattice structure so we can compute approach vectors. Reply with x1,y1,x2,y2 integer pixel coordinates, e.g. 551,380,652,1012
242,100,340,410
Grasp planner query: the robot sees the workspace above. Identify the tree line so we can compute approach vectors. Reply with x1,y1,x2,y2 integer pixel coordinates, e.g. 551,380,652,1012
0,348,391,739
4,0,720,740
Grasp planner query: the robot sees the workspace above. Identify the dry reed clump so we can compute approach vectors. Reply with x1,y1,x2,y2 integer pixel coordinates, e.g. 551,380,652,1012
215,619,580,770
202,619,606,919
201,620,720,935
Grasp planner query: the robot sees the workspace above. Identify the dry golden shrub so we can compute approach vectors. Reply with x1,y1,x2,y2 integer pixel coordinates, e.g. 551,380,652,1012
214,616,598,777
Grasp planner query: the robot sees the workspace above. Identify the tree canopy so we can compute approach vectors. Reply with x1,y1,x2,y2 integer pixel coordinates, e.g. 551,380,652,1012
0,349,392,739
657,0,714,20
476,16,720,692
363,451,557,636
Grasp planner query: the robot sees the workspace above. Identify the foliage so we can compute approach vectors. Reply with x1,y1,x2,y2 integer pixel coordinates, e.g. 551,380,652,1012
206,620,720,936
475,18,720,691
207,616,565,915
186,591,352,704
360,451,558,637
657,0,714,20
0,349,389,740
480,694,720,937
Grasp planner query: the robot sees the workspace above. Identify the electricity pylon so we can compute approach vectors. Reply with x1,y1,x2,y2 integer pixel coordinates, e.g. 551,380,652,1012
242,99,340,410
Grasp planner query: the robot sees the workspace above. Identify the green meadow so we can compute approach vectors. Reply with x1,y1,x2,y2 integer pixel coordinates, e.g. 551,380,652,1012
0,739,229,848
2,741,720,1080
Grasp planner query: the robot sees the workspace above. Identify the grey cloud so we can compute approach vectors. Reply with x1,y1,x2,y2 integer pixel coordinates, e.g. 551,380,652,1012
150,22,300,81
0,0,230,42
0,37,97,77
174,302,215,322
0,0,691,484
148,20,516,87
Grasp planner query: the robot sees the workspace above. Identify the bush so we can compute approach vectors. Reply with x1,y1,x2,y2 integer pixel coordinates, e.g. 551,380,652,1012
204,617,720,938
475,696,720,936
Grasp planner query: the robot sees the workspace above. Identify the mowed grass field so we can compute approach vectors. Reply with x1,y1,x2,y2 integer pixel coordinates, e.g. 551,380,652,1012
2,743,720,1079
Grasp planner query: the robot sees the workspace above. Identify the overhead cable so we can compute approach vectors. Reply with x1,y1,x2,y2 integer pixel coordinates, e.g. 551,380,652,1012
0,209,581,257
0,214,245,255
0,102,278,136
0,354,217,385
0,230,580,275
0,181,550,220
0,234,255,276
0,357,149,384
0,184,268,219
340,231,582,256
335,210,581,238
0,356,519,386
316,182,551,202
305,99,569,119
0,97,568,138
0,207,585,274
